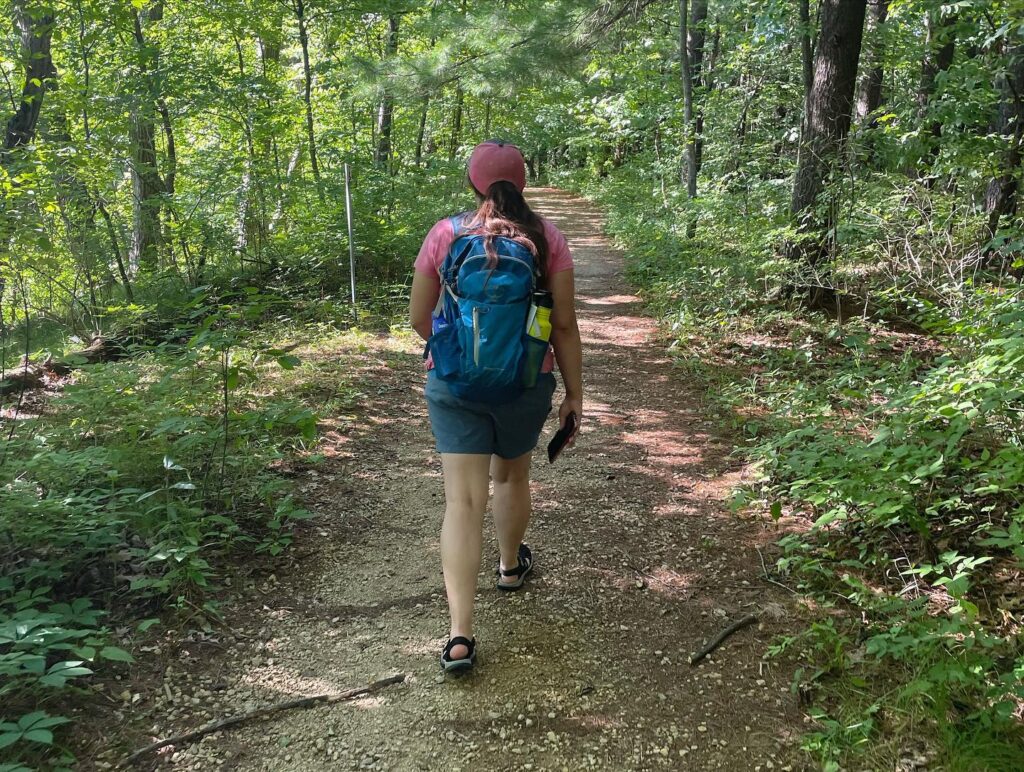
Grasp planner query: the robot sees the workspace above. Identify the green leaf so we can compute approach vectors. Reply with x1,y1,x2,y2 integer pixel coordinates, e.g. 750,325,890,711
99,646,134,663
277,355,301,370
0,734,21,750
770,501,782,520
21,728,53,745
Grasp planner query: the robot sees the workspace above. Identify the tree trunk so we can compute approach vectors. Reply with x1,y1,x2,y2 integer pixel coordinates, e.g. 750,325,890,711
855,0,888,124
450,83,464,163
294,0,323,200
985,44,1024,240
129,1,165,273
415,96,429,167
789,0,867,266
3,2,55,160
243,15,284,263
917,7,957,164
1,1,56,310
799,0,814,121
679,0,697,238
96,195,134,302
269,145,304,232
374,15,400,169
688,0,708,85
688,0,709,179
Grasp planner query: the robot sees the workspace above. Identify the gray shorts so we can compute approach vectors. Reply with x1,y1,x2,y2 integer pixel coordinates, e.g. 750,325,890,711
424,371,556,459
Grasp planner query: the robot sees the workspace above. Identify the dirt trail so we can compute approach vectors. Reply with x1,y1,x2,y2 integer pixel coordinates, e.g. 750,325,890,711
132,189,805,771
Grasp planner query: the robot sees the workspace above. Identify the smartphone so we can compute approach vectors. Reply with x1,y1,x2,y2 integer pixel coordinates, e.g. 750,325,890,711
547,411,577,464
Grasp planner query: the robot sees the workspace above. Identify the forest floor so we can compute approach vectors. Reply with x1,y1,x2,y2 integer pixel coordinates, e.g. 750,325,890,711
99,189,810,771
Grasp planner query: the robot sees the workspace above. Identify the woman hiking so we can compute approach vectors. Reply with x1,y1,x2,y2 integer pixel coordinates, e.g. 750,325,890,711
409,140,584,672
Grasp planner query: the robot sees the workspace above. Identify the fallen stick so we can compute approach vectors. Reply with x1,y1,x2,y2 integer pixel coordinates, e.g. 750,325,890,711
120,673,406,767
755,546,800,596
689,614,758,666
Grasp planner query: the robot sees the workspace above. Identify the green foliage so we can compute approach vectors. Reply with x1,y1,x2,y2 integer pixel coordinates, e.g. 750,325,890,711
571,153,1024,765
3,0,1024,765
0,291,340,766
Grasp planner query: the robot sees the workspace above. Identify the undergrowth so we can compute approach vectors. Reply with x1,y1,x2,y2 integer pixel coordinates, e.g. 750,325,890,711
0,298,376,770
0,167,462,770
561,164,1024,769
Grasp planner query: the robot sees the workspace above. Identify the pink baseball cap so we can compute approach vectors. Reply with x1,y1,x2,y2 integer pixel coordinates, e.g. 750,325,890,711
467,141,527,194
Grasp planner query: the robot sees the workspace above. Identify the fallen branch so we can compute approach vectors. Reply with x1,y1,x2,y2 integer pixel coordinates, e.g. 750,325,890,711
689,614,758,666
120,673,406,767
0,337,125,396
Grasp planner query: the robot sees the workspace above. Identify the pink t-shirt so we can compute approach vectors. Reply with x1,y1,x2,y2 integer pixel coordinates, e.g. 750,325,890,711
415,216,574,373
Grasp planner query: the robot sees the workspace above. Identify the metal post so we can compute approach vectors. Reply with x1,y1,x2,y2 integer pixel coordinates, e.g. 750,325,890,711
344,163,357,318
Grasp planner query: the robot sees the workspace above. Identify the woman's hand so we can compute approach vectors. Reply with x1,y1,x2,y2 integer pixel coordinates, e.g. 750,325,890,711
558,396,583,444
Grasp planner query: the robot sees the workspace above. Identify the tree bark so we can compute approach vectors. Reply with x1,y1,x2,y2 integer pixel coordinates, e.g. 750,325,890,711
129,1,165,273
450,83,464,163
688,0,709,178
240,14,284,263
294,0,323,200
374,15,399,169
855,0,888,124
917,7,957,160
679,0,697,237
799,0,814,121
789,0,867,266
415,96,429,167
985,44,1024,240
1,1,56,310
3,2,55,160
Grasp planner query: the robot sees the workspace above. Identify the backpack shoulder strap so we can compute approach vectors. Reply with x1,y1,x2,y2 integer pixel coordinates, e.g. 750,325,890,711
449,211,473,238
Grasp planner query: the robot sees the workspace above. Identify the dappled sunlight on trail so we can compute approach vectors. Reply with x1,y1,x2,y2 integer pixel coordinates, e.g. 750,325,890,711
144,188,804,772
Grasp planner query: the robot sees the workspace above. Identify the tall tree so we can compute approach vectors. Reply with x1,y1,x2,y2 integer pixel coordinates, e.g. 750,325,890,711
449,82,464,163
985,43,1024,240
292,0,323,200
414,95,429,167
789,0,867,267
375,15,400,169
3,1,55,162
1,0,56,306
855,0,888,124
129,0,166,273
679,0,697,236
688,0,709,177
917,5,957,163
798,0,814,122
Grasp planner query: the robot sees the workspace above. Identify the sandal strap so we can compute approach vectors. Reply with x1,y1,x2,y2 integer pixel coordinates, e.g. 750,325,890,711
500,559,529,577
442,636,475,660
500,544,532,577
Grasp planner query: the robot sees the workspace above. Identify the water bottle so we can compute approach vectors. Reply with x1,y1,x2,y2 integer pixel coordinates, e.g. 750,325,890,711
526,290,553,342
522,290,553,388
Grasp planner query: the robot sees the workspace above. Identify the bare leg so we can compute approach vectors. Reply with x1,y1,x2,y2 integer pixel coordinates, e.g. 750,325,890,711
490,451,533,584
440,453,491,660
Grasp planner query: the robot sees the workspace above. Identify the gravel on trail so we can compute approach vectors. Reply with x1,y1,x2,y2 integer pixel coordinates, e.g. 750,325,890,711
110,189,807,772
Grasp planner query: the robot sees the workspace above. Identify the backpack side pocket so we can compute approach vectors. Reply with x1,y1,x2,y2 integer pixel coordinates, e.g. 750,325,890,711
427,321,462,380
520,334,549,389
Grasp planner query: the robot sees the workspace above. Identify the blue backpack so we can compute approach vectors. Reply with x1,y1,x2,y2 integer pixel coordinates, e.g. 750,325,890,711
427,214,544,404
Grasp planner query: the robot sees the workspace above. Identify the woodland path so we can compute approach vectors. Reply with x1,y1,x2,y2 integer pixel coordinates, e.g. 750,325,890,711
124,189,806,771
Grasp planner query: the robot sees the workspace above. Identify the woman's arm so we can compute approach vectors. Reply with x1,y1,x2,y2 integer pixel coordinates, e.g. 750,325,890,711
548,268,583,435
409,271,441,341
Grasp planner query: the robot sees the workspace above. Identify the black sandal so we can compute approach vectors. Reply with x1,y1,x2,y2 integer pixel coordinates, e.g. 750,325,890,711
496,543,534,591
440,636,476,672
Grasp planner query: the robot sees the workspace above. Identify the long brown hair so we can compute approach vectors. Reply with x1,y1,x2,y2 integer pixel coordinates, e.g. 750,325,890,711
466,180,549,279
